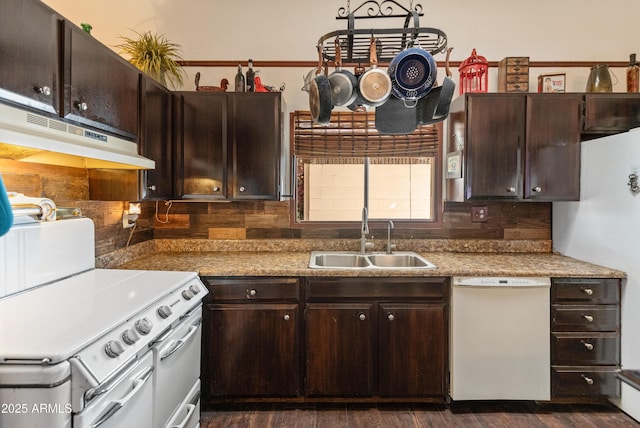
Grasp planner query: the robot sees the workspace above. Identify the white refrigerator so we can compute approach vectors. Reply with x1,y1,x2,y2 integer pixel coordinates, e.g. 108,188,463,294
553,128,640,422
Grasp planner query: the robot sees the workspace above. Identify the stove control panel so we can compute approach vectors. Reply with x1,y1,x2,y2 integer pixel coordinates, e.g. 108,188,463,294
75,276,208,384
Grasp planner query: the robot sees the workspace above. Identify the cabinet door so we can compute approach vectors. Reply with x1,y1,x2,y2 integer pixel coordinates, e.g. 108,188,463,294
229,93,281,199
202,303,299,397
465,94,526,200
305,303,374,396
584,94,640,133
62,21,139,139
525,95,582,200
378,303,447,397
176,92,227,198
0,0,59,114
140,76,173,199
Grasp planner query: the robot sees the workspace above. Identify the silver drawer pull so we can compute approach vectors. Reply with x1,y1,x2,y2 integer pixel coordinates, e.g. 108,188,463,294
582,341,594,351
283,314,290,321
581,288,594,296
359,313,366,321
582,314,594,322
581,374,594,385
387,314,395,321
246,289,257,298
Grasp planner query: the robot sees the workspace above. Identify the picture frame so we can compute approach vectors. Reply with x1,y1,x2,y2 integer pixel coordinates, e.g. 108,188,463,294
538,73,566,93
446,151,462,179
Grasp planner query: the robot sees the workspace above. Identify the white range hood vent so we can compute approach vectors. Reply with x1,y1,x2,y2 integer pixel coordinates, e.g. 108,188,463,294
0,103,154,170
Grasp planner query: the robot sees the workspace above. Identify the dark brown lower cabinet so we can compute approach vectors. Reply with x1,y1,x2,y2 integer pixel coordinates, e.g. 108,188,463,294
551,278,621,401
305,277,448,400
201,277,301,400
305,303,375,396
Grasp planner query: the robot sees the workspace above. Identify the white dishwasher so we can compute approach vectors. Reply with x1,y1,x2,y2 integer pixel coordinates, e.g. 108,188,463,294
450,276,551,401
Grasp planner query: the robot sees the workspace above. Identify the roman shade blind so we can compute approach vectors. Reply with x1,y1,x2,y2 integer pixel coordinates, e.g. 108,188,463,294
292,111,440,158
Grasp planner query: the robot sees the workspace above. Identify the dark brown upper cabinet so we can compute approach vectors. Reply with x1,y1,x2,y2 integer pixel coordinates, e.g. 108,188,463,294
448,93,582,201
139,75,173,199
62,20,140,140
583,93,640,134
0,0,60,115
174,92,281,200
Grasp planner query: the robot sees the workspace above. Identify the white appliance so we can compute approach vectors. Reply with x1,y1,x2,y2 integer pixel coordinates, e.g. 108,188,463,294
450,276,551,401
553,128,640,422
0,206,207,428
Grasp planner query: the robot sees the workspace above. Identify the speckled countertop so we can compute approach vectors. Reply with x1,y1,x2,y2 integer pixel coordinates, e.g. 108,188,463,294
111,239,626,279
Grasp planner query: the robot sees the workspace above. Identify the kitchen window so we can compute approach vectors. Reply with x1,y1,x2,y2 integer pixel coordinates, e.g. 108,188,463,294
291,111,442,225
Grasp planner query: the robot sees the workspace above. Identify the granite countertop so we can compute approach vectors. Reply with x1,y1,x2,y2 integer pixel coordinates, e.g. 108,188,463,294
115,248,626,279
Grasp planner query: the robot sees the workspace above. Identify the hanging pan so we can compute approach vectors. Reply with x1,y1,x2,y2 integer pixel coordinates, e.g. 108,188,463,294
308,46,332,125
388,43,438,108
328,38,358,107
347,63,368,112
418,47,456,125
358,37,392,108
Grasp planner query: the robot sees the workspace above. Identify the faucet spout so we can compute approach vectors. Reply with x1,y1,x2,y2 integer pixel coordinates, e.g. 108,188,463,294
386,220,395,254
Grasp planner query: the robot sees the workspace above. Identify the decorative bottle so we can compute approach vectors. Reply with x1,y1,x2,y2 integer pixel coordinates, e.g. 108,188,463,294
627,54,639,93
246,59,255,92
234,64,245,92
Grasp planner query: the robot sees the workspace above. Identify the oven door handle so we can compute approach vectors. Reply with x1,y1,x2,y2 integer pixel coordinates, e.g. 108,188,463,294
88,365,153,428
171,403,196,428
160,319,201,361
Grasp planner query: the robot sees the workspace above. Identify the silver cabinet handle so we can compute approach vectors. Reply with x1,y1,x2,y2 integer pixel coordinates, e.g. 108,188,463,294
582,288,594,296
532,186,542,192
213,186,220,192
239,186,246,192
283,314,290,321
246,289,257,298
76,101,88,111
581,374,594,385
35,86,51,96
506,186,516,193
582,314,594,322
582,341,594,351
359,313,366,321
387,314,395,321
147,185,157,191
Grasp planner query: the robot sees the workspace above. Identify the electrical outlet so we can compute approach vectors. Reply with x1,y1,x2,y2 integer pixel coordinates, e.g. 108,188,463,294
471,206,488,223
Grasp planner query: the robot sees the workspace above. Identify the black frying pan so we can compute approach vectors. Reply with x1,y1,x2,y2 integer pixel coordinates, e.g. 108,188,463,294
309,47,332,125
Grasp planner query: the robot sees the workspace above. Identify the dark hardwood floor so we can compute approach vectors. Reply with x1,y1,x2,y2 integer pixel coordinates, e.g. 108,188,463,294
201,401,639,427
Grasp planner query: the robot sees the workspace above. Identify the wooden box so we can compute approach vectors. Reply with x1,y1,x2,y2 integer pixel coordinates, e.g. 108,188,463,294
498,57,529,92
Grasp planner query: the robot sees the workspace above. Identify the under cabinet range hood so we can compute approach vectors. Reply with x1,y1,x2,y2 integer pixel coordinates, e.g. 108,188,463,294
0,103,154,170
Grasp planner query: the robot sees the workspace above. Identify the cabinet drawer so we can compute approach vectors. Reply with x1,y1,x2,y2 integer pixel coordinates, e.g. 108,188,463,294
552,367,620,398
551,333,620,365
306,277,447,300
551,305,619,332
203,277,300,302
552,278,620,304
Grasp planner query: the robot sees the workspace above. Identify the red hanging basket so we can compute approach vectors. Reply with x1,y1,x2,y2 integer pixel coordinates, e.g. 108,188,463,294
459,49,488,94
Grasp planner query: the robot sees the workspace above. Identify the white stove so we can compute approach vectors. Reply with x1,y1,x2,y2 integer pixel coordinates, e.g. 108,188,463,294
0,212,207,428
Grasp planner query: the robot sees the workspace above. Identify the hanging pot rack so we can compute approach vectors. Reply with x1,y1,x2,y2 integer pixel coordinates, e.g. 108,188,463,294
317,0,448,64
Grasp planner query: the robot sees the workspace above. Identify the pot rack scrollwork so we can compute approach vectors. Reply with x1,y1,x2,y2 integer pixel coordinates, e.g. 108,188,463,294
318,0,447,64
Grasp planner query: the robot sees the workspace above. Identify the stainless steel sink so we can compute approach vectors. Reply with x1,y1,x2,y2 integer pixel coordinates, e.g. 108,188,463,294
309,251,437,269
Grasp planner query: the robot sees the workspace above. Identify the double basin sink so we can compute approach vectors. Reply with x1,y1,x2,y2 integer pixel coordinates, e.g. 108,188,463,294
309,251,437,270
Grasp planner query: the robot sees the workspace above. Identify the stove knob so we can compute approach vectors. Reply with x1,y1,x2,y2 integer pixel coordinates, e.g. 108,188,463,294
104,340,125,358
157,305,173,319
189,285,200,294
182,289,194,300
135,317,153,335
122,328,140,345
